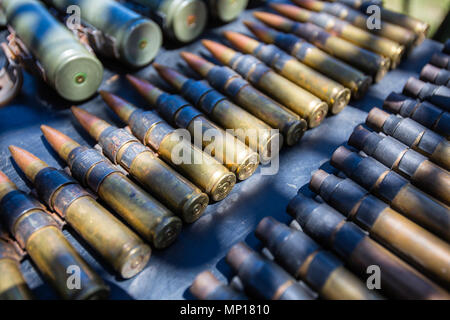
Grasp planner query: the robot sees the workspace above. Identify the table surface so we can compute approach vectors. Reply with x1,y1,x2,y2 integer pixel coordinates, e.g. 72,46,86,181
0,3,443,300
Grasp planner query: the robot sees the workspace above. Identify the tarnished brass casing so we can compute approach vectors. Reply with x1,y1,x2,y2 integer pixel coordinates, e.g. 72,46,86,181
190,271,248,300
430,53,450,71
403,77,450,112
421,64,450,88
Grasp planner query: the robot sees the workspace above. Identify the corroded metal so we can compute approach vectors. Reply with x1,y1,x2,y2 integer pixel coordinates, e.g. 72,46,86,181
190,271,248,300
420,64,450,88
404,77,450,112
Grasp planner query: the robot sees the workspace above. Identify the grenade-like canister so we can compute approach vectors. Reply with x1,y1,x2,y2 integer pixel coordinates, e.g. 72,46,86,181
311,170,450,285
244,20,372,99
420,64,450,88
349,125,450,205
383,92,450,139
190,271,248,300
181,52,306,146
287,194,449,299
225,31,351,114
44,0,162,67
366,107,450,170
1,0,103,101
207,0,248,22
256,217,382,300
403,77,450,112
226,242,313,300
126,75,260,176
202,40,329,128
430,53,450,71
253,11,390,82
331,146,450,241
0,170,109,299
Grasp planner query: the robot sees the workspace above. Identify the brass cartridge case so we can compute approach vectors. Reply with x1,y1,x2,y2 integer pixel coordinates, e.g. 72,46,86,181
253,11,390,82
256,217,382,300
287,194,449,299
225,31,351,114
190,271,248,300
181,52,306,147
244,20,372,99
0,171,108,299
383,92,450,140
421,64,450,88
430,53,450,71
202,40,329,128
403,77,450,112
367,107,450,170
311,170,450,285
226,242,313,300
331,146,450,241
349,125,450,205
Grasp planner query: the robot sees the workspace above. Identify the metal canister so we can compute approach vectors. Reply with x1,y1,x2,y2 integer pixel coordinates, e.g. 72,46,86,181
207,0,248,22
190,271,248,300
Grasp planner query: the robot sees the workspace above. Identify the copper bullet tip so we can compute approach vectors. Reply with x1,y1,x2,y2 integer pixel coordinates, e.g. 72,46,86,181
0,170,11,184
100,91,136,124
253,11,293,31
40,125,80,162
180,52,214,77
71,107,110,141
153,64,188,91
309,169,329,194
8,145,48,182
126,74,162,105
223,31,259,54
202,40,236,65
366,107,390,131
244,20,277,44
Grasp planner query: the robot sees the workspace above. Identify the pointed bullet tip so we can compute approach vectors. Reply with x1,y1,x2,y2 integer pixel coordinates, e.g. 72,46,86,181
0,170,11,184
40,125,76,154
8,145,48,181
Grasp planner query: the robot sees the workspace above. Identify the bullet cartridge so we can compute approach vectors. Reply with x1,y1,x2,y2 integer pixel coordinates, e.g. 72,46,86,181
349,125,450,205
190,271,248,300
287,194,449,299
1,0,103,101
0,238,33,300
383,92,450,140
244,20,372,99
154,64,279,164
224,31,351,114
444,39,450,55
256,217,381,300
226,242,313,300
132,0,207,43
44,0,162,67
0,170,109,299
331,146,450,241
253,11,390,82
366,107,450,170
181,52,306,146
311,170,450,285
126,75,260,178
430,53,450,71
207,0,248,22
420,64,450,88
202,40,329,128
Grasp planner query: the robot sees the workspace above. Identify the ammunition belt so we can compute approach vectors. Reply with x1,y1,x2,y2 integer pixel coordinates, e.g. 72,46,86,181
230,54,271,84
129,109,165,142
119,142,151,171
34,167,77,210
99,127,140,164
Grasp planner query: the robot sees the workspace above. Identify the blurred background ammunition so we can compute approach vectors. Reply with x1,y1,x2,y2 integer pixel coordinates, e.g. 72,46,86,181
430,53,450,71
0,170,109,299
383,92,450,139
127,75,260,178
366,108,450,170
444,39,450,55
349,125,450,205
420,64,450,88
202,40,329,128
244,20,372,99
255,217,382,300
287,194,449,299
253,11,390,82
331,146,450,241
44,0,162,67
190,270,248,300
311,170,450,285
226,242,313,300
181,52,306,147
206,0,248,22
1,0,103,101
403,77,450,112
131,0,207,43
9,145,153,277
224,31,351,114
101,92,209,223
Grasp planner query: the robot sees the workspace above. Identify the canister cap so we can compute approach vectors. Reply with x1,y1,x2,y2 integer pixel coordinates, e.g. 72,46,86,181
171,0,208,43
214,0,248,22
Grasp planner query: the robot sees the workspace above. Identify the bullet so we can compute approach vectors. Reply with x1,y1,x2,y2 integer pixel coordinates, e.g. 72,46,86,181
331,146,450,241
420,64,450,88
349,125,450,205
126,75,260,177
293,0,417,49
287,194,449,299
226,242,313,300
131,0,207,43
207,0,248,22
43,0,162,67
224,31,351,114
181,52,305,146
190,271,248,300
256,217,382,300
430,53,450,71
0,170,109,299
100,92,209,223
1,0,103,101
253,11,390,82
244,20,372,99
0,238,33,300
202,40,329,128
444,39,450,55
154,64,279,164
383,92,450,140
311,170,450,286
366,107,450,170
